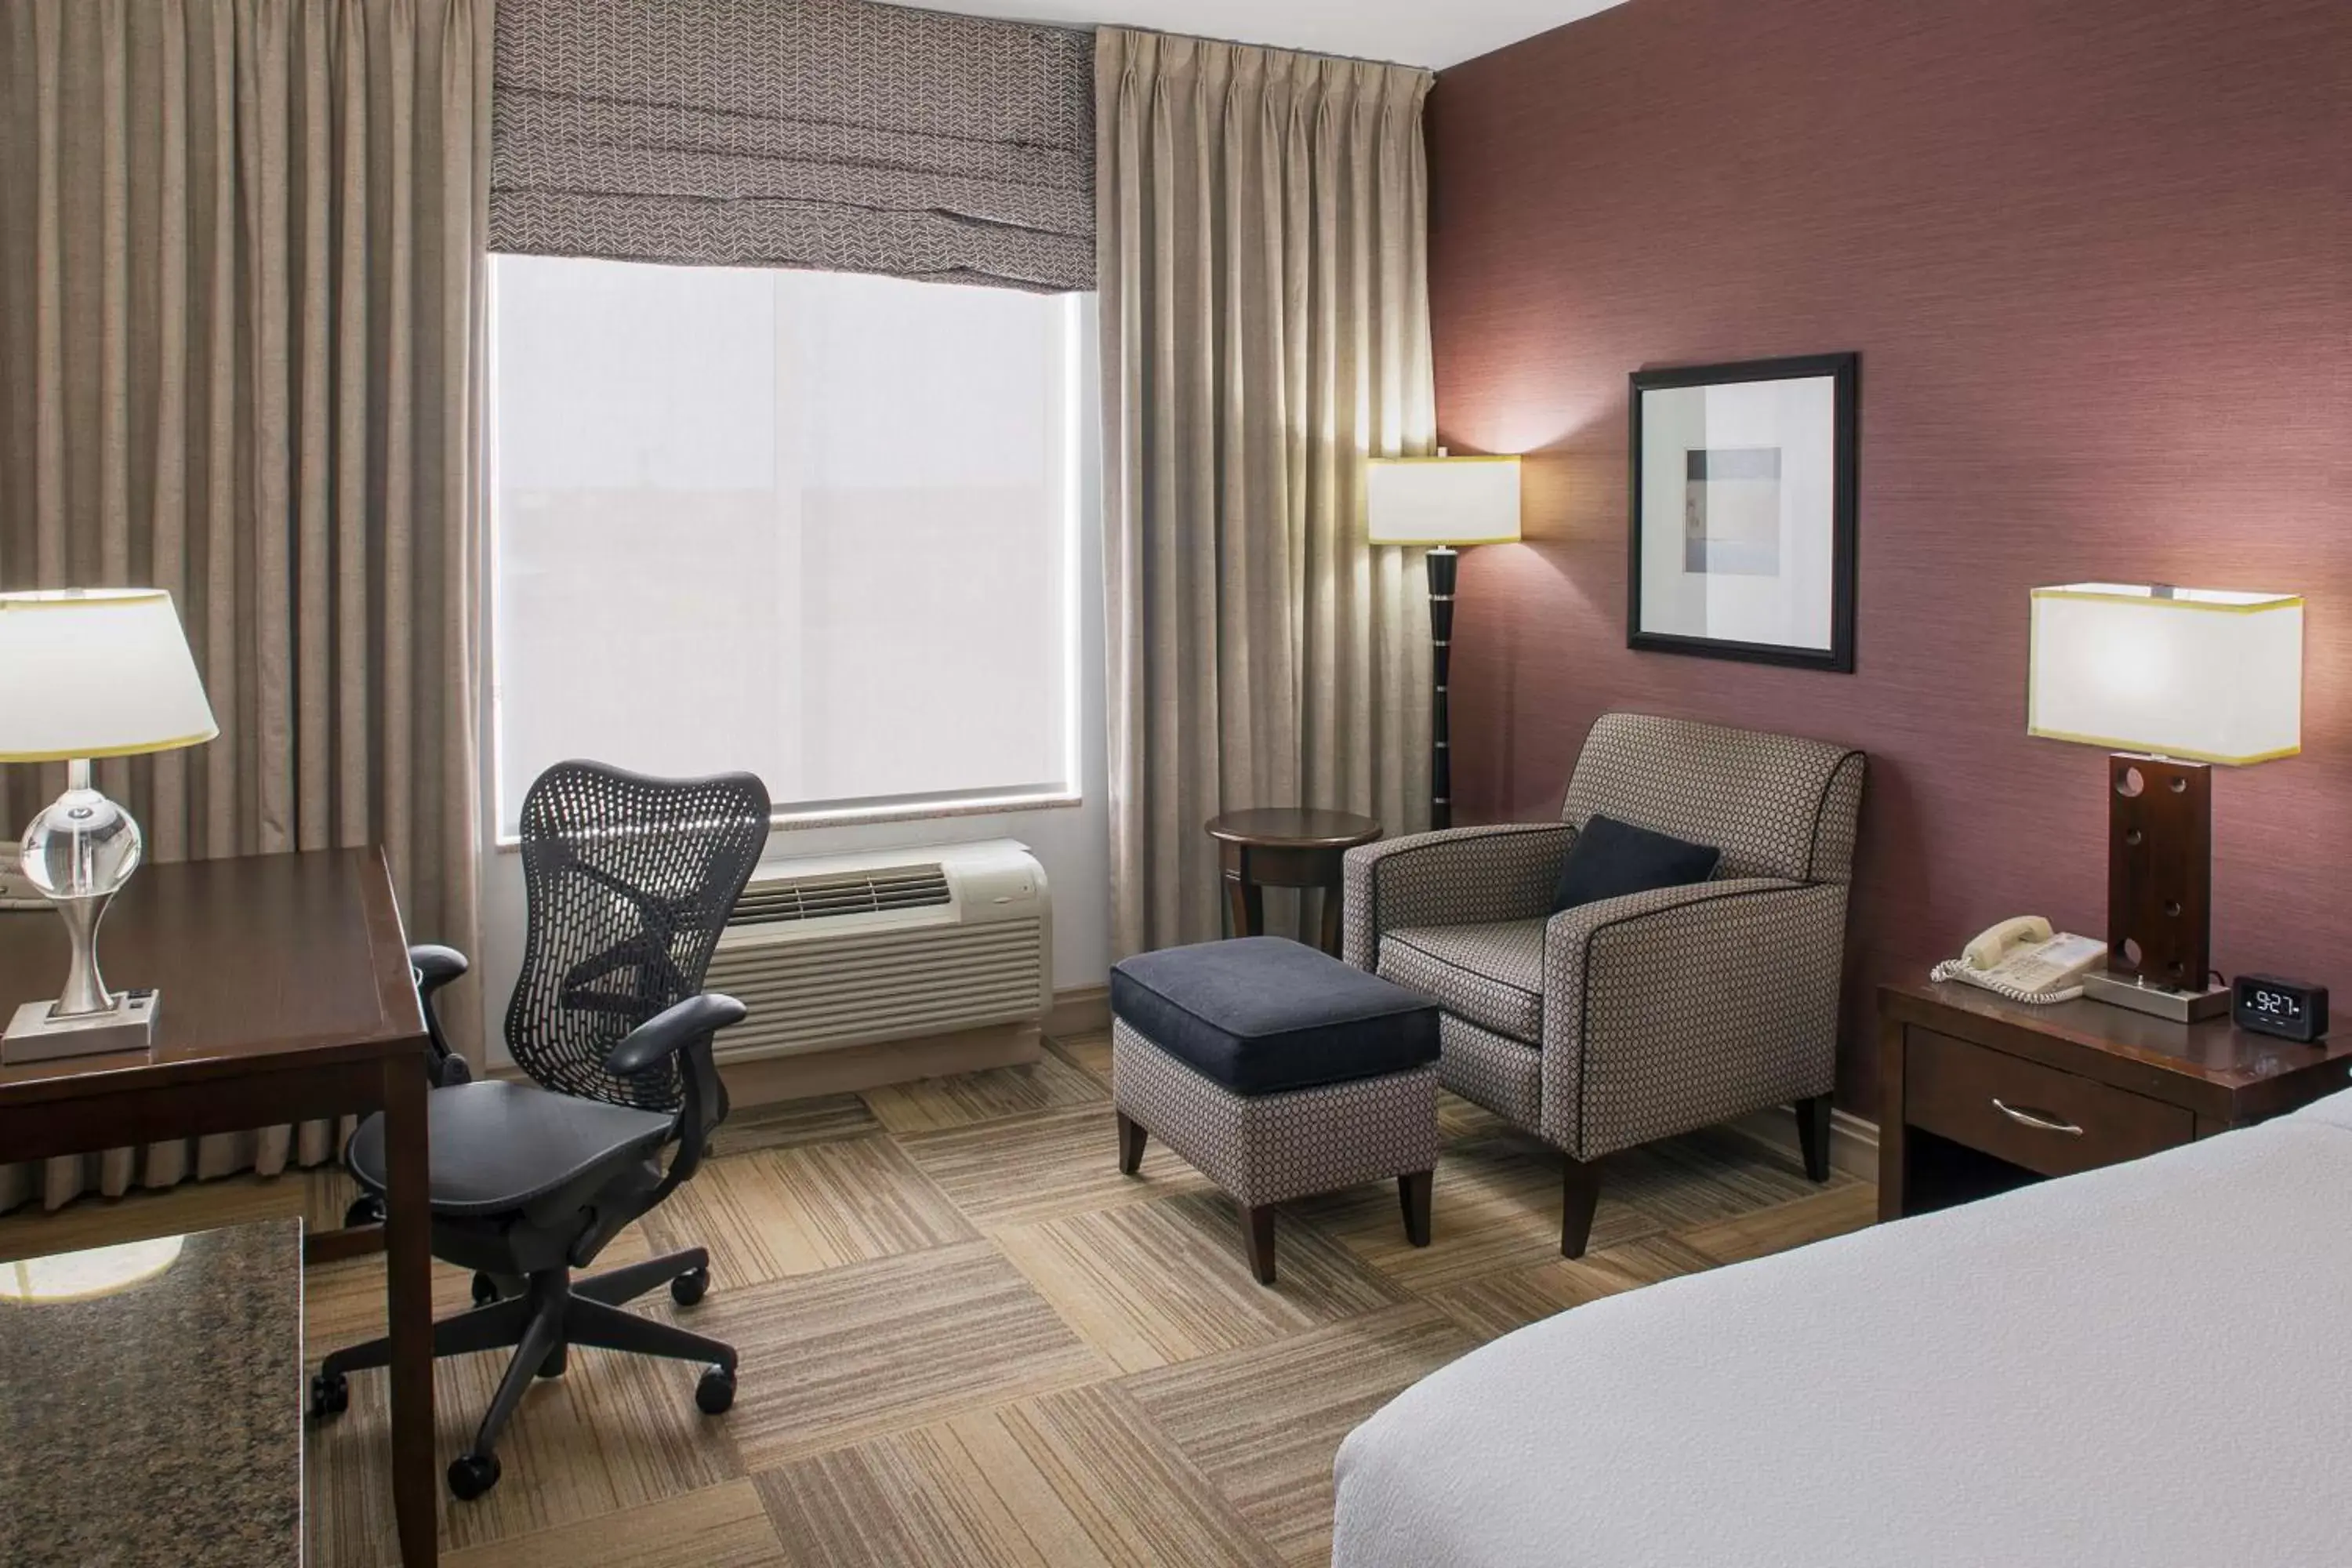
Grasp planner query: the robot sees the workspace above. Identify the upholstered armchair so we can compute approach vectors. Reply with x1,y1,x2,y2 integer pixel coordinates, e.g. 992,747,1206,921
1343,713,1866,1257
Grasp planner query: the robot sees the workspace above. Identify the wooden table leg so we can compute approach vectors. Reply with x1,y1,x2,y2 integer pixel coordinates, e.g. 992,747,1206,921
1221,847,1265,939
1317,883,1344,956
1877,1014,1907,1224
382,1052,438,1566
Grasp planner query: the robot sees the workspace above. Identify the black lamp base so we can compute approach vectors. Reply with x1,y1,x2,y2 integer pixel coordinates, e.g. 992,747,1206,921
1425,547,1457,830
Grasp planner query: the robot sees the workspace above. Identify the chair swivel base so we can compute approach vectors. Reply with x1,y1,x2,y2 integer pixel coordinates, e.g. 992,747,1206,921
310,1247,735,1501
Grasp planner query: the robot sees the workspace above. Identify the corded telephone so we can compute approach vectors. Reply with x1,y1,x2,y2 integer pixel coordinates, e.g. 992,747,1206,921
1930,916,2107,1004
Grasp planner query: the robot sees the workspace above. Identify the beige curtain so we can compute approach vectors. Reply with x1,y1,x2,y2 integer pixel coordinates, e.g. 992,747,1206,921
0,0,491,1213
1097,29,1436,956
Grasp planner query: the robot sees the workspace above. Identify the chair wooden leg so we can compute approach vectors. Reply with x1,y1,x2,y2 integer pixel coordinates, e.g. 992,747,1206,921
1561,1156,1600,1259
1399,1170,1432,1247
1243,1203,1277,1285
1116,1111,1148,1175
1795,1093,1835,1183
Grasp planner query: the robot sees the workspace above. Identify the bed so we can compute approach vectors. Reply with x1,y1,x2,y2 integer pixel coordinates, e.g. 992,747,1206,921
1332,1087,2352,1566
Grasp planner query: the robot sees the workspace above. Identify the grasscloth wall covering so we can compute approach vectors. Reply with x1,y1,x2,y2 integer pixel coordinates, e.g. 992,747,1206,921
0,0,489,1210
1426,0,2350,1109
492,0,1094,290
1098,29,1436,956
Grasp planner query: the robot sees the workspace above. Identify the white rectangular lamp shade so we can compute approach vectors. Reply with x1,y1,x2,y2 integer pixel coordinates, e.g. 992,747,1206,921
0,590,219,762
2027,584,2301,765
1367,456,1521,546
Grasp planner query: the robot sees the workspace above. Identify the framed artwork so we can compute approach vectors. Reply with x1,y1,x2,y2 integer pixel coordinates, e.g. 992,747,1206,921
1627,352,1858,672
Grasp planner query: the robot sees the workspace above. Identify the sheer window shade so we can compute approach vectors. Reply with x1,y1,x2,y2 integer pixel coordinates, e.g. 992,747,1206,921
489,0,1094,292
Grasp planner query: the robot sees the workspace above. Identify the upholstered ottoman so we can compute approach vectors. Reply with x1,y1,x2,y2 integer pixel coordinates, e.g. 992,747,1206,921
1109,936,1441,1284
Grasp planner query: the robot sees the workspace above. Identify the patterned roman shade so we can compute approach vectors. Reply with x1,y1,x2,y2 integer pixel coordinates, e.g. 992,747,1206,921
491,0,1095,292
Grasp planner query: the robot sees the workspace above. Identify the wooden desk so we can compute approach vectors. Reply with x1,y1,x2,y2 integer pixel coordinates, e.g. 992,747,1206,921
1880,978,2352,1219
0,1218,304,1565
0,849,437,1567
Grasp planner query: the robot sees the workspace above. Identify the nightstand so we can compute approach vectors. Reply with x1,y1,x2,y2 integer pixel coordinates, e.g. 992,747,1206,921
1879,978,2352,1219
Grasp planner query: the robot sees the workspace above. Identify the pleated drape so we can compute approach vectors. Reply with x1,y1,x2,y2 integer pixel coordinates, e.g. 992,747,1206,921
1096,29,1437,956
0,0,491,1212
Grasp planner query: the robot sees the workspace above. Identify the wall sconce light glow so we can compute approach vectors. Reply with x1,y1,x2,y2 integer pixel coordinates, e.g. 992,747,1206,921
0,1235,185,1305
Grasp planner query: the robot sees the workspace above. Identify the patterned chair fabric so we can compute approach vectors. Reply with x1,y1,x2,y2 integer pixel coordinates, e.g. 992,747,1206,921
1344,713,1865,1163
1561,711,1867,884
1379,920,1545,1042
1110,1020,1440,1209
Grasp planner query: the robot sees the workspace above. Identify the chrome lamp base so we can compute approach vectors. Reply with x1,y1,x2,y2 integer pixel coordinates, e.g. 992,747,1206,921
3,757,159,1065
2082,969,2230,1024
3,989,160,1063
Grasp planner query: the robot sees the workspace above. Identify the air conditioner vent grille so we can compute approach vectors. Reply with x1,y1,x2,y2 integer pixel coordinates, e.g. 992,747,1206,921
706,919,1047,1059
728,865,951,927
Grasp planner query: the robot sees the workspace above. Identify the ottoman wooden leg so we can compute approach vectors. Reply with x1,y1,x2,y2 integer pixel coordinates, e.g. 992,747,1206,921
1399,1170,1432,1247
1116,1111,1148,1176
1243,1204,1277,1285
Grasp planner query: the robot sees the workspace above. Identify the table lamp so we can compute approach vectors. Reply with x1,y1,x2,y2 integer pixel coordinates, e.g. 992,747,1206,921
2027,583,2302,1022
0,589,218,1062
1368,453,1522,829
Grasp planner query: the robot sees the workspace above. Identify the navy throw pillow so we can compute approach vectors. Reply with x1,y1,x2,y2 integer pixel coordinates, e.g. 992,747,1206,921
1551,814,1722,914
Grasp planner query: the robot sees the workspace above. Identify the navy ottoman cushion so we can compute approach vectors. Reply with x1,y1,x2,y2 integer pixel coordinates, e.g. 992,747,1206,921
1109,936,1439,1095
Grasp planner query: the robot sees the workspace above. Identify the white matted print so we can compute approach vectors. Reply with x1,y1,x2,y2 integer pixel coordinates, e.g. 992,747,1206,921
1628,354,1857,672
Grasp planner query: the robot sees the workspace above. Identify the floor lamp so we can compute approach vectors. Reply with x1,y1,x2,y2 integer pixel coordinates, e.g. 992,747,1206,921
1367,454,1522,830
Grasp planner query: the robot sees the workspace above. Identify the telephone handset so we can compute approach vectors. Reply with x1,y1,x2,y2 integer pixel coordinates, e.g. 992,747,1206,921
1931,916,2107,1004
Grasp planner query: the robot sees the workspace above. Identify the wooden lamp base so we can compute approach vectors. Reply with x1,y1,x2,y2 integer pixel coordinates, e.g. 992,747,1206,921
2094,753,2228,1022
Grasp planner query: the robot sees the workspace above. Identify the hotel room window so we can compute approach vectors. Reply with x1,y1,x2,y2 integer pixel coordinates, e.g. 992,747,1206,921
488,256,1085,835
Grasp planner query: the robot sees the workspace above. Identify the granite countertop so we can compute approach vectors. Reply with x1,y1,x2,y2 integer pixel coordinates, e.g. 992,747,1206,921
0,1218,303,1567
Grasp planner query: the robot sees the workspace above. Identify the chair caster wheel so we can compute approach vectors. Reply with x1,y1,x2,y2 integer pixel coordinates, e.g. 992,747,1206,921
670,1265,710,1307
447,1450,501,1501
471,1271,502,1307
343,1195,384,1229
308,1371,350,1421
695,1365,736,1415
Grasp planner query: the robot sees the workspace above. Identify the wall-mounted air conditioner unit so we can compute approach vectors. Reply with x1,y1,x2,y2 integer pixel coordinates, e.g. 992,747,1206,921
702,838,1050,1062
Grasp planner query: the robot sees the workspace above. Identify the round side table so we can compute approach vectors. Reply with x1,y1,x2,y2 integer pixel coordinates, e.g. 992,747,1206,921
1204,808,1382,956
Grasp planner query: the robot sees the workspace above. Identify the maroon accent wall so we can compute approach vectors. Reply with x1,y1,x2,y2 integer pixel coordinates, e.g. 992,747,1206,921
1427,0,2351,1109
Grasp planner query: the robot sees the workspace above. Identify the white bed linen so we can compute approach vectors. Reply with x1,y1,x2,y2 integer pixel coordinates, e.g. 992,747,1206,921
1333,1088,2352,1567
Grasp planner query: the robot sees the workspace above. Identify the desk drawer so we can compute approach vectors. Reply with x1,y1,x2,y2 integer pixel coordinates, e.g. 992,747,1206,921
1905,1028,2194,1178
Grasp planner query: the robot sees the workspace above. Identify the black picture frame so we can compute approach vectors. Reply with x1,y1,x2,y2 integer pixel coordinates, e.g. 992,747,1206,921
1626,351,1859,673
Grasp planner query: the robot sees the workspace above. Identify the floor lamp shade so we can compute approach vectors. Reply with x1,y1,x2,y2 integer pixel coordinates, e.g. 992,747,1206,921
1368,456,1523,829
1367,456,1522,546
2026,583,2302,1012
0,589,217,1062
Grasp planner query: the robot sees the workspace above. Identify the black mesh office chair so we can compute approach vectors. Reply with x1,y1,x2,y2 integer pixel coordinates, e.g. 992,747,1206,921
310,762,770,1502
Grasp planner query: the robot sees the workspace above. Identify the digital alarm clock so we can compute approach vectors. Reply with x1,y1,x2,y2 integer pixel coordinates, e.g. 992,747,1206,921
2232,974,2328,1044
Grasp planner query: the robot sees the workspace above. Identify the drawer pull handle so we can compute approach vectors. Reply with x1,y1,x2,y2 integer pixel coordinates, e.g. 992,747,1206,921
1991,1098,2083,1136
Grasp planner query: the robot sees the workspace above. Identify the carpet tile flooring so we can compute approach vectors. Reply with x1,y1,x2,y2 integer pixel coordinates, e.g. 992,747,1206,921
0,1029,1871,1566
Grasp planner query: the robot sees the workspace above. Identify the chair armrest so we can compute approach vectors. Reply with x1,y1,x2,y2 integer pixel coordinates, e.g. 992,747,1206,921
408,942,469,994
604,992,748,1078
1341,823,1577,971
407,943,472,1087
605,991,748,1203
1538,879,1849,1158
